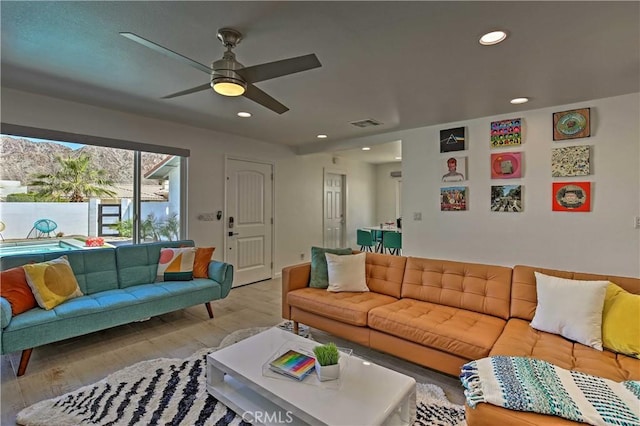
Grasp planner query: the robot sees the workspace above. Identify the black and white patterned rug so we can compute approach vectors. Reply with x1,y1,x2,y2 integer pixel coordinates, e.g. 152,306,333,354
17,326,466,426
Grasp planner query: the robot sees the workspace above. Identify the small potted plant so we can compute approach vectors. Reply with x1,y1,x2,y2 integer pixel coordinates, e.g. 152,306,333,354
313,342,340,381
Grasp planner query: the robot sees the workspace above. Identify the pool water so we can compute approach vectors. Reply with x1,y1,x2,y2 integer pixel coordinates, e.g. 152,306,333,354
0,241,81,257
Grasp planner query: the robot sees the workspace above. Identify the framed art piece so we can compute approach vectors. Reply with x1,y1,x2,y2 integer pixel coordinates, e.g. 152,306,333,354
491,185,522,212
552,182,591,212
553,108,591,140
441,156,467,182
552,146,590,177
440,127,465,153
490,152,522,179
440,186,467,211
490,118,522,148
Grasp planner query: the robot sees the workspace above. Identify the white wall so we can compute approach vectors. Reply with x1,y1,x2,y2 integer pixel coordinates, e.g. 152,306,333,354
0,202,88,238
375,162,402,224
274,153,376,271
400,94,639,276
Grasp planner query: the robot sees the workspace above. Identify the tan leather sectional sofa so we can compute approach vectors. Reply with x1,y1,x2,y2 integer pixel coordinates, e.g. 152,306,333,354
281,252,640,426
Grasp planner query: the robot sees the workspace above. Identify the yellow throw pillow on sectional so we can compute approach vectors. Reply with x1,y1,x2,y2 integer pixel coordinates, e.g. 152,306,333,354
23,256,83,310
602,282,640,359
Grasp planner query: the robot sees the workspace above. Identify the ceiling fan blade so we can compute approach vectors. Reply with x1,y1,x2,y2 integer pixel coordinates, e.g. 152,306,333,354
244,84,289,114
162,83,211,99
236,54,321,83
120,32,212,75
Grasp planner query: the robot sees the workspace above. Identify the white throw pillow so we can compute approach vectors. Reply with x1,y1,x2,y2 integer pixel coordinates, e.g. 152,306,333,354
325,252,369,293
530,272,608,350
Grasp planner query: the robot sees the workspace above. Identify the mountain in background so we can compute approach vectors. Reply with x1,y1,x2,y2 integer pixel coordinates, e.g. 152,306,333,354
0,136,168,184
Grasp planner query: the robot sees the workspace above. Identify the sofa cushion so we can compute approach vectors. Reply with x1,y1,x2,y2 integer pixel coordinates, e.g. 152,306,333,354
401,257,512,320
0,267,37,315
368,298,506,360
490,318,640,382
364,252,406,298
326,252,368,293
309,247,353,289
602,283,640,358
287,287,397,326
23,256,84,310
156,247,196,281
511,265,640,321
193,247,215,278
530,272,608,350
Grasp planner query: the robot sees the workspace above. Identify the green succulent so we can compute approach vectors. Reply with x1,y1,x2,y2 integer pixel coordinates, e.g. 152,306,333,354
313,342,340,366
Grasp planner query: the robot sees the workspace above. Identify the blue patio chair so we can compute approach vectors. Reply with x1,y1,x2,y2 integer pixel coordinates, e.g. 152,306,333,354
27,219,58,238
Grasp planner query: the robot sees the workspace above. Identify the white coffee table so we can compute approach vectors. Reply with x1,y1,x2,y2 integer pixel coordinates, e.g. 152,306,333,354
206,327,416,426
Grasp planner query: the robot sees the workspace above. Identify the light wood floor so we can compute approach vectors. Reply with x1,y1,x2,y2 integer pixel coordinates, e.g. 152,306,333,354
1,278,465,425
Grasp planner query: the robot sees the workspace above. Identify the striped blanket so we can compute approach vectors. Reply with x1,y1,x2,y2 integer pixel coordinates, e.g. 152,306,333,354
460,356,640,426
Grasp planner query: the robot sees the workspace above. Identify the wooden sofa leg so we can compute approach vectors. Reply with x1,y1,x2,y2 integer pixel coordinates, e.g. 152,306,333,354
17,348,33,377
205,302,214,319
293,321,299,335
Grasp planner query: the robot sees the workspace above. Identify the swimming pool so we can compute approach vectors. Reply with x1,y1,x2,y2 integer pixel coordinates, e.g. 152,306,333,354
0,240,83,257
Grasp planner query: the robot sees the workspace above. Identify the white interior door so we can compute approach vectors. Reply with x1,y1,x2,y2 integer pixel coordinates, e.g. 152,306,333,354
323,171,345,248
225,159,273,287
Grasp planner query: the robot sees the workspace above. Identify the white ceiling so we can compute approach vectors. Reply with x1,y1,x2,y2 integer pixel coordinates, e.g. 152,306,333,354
1,2,638,154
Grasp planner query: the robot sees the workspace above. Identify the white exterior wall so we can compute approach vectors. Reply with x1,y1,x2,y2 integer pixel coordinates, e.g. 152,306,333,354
0,202,88,239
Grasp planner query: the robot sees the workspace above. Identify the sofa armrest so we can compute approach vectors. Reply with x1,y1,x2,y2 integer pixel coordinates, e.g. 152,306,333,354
0,297,12,329
281,262,311,319
208,261,234,299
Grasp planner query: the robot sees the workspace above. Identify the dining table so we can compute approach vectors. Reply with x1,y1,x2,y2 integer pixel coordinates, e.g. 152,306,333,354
361,226,401,253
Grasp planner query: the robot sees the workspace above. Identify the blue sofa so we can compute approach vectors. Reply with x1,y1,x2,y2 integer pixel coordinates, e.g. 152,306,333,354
0,240,233,376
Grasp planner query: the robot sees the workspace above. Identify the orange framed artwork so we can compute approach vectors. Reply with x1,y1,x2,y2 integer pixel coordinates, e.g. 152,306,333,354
552,182,591,212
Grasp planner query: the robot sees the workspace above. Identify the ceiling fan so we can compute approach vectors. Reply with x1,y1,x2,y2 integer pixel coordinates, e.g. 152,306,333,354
120,28,322,114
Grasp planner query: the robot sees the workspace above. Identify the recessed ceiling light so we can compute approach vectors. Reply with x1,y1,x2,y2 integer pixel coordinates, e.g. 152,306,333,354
510,97,529,104
479,30,507,46
317,134,328,139
395,156,402,160
237,111,251,117
362,147,371,151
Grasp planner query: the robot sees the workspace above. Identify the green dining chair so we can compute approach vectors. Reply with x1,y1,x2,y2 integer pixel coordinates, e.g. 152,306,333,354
383,231,402,255
372,229,383,252
357,229,375,252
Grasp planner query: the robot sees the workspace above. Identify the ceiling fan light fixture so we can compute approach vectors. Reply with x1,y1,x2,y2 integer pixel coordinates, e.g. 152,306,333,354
212,77,246,96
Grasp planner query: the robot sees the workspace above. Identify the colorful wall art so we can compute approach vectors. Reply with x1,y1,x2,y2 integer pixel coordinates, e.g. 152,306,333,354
441,156,467,182
491,185,523,212
440,186,467,211
491,152,522,179
490,118,522,148
552,182,591,212
552,146,590,177
553,108,591,140
440,127,466,153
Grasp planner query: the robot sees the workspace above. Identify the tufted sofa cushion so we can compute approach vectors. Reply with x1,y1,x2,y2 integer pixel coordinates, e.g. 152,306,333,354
364,252,406,298
368,298,506,360
401,257,512,320
287,288,397,326
491,318,640,382
511,265,640,321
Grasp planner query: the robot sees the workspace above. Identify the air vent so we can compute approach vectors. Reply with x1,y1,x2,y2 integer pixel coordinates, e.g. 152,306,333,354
390,171,402,178
350,118,383,128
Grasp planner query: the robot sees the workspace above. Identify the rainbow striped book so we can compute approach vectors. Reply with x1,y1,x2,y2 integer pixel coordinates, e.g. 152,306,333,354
269,349,316,381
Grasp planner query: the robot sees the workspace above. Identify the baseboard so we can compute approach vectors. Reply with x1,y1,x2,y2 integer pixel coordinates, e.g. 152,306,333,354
274,271,282,279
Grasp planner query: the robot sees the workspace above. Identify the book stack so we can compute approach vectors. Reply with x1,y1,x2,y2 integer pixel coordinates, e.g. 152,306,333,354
269,349,316,381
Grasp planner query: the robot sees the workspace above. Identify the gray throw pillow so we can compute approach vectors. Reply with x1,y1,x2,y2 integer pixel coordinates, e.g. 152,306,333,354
309,246,353,288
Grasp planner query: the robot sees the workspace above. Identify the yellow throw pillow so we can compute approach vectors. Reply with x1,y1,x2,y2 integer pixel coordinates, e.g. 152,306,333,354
602,282,640,359
22,256,83,310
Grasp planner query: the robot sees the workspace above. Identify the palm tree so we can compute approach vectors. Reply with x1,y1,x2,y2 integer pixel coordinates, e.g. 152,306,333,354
29,154,116,202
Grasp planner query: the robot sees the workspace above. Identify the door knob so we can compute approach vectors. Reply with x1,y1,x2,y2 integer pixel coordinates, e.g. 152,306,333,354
228,232,239,237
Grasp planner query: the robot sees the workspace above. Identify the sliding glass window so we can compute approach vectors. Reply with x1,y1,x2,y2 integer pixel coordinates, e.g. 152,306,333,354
0,126,188,246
